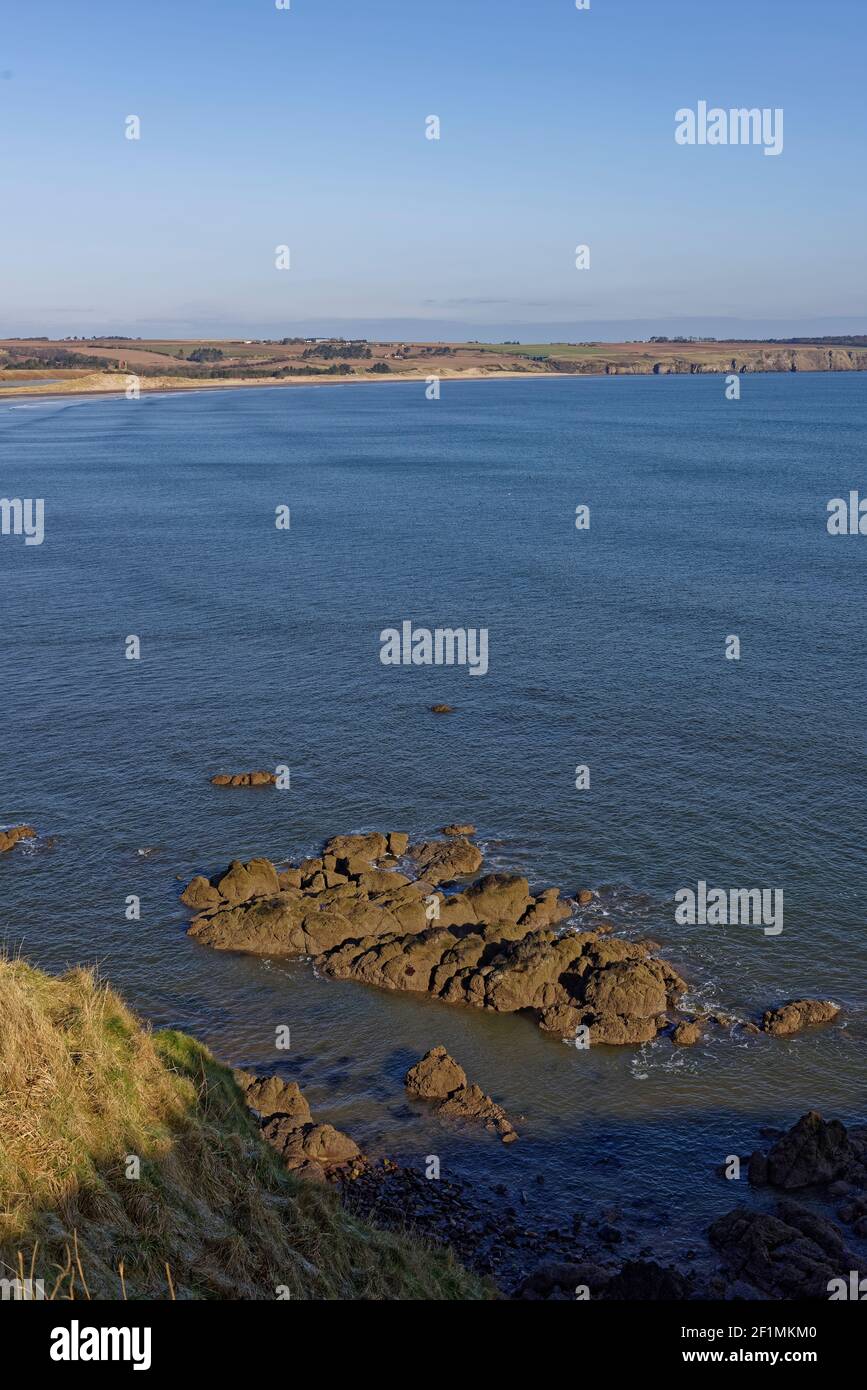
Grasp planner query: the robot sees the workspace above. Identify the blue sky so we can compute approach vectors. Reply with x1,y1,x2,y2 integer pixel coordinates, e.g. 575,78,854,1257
2,0,865,340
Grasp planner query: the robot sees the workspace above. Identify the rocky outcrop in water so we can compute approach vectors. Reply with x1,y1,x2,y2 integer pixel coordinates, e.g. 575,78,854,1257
183,835,689,1044
761,999,841,1036
0,825,36,853
405,1046,518,1142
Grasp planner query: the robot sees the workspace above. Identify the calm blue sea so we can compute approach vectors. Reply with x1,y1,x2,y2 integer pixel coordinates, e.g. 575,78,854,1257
1,374,865,1257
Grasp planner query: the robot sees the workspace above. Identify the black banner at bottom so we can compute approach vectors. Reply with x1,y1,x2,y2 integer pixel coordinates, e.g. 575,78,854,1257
3,1297,862,1375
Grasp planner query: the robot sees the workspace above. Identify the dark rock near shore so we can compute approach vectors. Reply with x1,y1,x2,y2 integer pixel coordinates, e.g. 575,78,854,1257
237,1070,362,1183
512,1257,689,1301
761,999,840,1036
748,1110,867,1191
709,1200,857,1299
405,1046,518,1142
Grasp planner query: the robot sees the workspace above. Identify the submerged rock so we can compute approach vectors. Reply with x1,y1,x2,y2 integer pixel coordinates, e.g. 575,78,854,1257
761,999,840,1036
430,704,454,714
404,1045,518,1142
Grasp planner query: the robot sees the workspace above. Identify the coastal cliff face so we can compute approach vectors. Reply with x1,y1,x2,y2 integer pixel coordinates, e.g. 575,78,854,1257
0,959,487,1301
548,347,867,376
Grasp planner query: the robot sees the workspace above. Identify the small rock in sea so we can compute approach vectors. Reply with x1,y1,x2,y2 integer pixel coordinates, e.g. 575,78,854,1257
430,704,454,714
0,825,36,854
404,1045,519,1142
760,998,841,1036
211,770,277,787
441,823,476,837
577,889,593,906
672,1020,702,1046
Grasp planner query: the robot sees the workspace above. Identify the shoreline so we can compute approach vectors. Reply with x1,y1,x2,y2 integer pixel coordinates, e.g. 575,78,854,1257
3,364,867,405
0,369,565,403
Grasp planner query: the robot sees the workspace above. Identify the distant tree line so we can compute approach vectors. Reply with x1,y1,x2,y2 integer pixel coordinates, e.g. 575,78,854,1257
301,343,372,360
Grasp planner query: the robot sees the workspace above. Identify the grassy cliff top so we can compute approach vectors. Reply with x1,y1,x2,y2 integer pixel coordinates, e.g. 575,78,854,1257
0,957,488,1300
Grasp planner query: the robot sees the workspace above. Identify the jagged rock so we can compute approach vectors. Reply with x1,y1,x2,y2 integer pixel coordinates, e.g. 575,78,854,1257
405,1048,518,1142
405,1045,467,1099
709,1201,856,1299
263,1119,361,1181
241,1072,362,1183
277,868,303,889
749,1111,866,1191
387,832,409,856
406,837,484,884
0,825,36,853
442,824,475,837
576,889,593,906
761,999,840,1036
352,868,411,894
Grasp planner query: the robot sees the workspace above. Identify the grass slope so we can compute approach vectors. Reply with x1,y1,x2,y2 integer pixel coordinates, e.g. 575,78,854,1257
0,958,488,1300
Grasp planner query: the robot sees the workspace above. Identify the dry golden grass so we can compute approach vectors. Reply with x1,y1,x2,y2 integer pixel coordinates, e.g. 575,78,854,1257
0,958,489,1300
